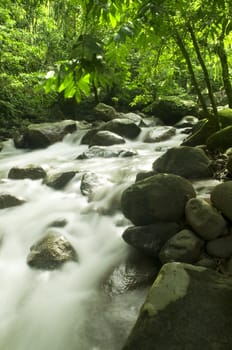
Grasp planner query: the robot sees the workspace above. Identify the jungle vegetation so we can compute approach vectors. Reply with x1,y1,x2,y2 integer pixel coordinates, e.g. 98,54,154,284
1,0,232,135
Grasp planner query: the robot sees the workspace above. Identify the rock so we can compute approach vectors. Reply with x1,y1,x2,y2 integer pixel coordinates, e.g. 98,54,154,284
185,198,228,240
174,115,199,128
151,96,198,125
80,127,101,145
121,112,142,125
226,155,232,175
0,193,25,209
101,118,141,139
89,130,126,147
80,172,107,199
181,119,218,147
218,108,232,127
211,181,232,221
143,126,176,143
159,229,204,264
44,171,76,189
195,254,217,270
135,171,156,182
27,231,78,270
14,120,77,149
47,218,68,228
152,146,213,178
94,103,118,121
122,222,180,258
77,146,137,159
8,165,47,180
121,174,196,225
206,235,232,258
207,125,232,151
104,248,158,294
122,262,232,350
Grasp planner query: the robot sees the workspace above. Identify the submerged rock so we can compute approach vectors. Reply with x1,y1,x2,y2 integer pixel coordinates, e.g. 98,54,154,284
122,262,232,350
152,146,213,178
77,146,136,159
27,231,78,270
121,174,196,225
0,193,25,209
8,165,47,180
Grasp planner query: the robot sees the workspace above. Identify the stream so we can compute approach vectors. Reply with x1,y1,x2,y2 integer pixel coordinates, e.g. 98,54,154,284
0,124,220,350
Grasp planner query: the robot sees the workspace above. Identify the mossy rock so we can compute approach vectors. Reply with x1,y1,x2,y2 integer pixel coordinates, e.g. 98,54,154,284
218,108,232,127
206,125,232,151
181,119,219,147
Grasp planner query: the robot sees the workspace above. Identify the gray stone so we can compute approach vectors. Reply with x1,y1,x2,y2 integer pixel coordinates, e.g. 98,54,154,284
211,181,232,221
44,171,76,189
185,198,228,240
14,120,77,149
143,126,176,143
80,172,107,199
174,115,199,128
8,165,47,180
27,231,78,270
206,234,232,258
152,146,213,178
77,146,136,159
121,174,196,225
122,222,180,258
122,262,232,350
159,229,204,264
0,193,25,209
101,118,141,139
135,171,156,182
94,103,118,121
89,130,125,147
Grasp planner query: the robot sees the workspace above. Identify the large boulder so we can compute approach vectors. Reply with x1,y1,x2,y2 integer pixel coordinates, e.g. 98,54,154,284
122,262,232,350
94,103,118,121
101,118,141,139
185,198,228,240
206,234,232,258
211,181,232,221
14,120,77,149
0,193,25,209
152,146,213,178
89,130,126,147
121,174,196,225
8,165,46,180
122,222,180,258
27,231,78,270
159,229,204,264
151,97,198,125
77,146,137,159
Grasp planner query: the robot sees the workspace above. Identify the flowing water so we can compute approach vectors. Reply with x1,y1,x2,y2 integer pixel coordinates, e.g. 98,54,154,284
0,125,220,350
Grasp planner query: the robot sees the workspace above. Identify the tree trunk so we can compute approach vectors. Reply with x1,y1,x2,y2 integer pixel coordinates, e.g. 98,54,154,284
217,21,232,108
174,29,209,117
187,22,218,121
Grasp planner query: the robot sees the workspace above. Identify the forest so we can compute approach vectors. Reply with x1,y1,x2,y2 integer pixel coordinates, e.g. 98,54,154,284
1,0,232,138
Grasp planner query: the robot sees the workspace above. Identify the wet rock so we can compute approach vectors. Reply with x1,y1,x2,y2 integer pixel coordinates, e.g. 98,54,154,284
121,174,196,225
122,222,180,258
80,127,102,145
122,262,232,350
207,125,232,151
14,120,77,149
120,112,142,125
89,130,126,147
0,193,25,209
206,235,232,258
152,146,213,178
44,171,76,189
77,146,137,159
47,218,68,228
143,126,176,143
159,229,204,264
101,118,141,139
105,249,158,294
80,172,107,199
27,231,78,270
8,165,47,180
195,253,217,270
174,115,199,128
211,181,232,221
94,103,118,121
185,198,228,240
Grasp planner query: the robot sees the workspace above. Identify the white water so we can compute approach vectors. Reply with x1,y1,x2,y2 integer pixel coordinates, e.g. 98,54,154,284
0,126,219,350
